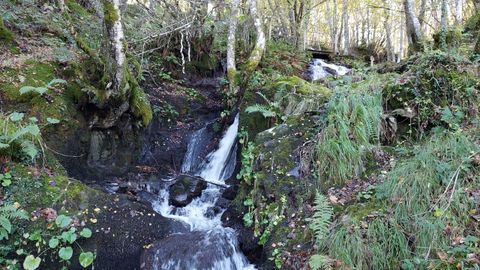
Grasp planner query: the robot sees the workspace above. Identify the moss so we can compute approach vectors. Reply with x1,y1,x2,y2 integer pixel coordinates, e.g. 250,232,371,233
0,18,14,44
130,84,153,126
345,201,384,221
103,1,119,26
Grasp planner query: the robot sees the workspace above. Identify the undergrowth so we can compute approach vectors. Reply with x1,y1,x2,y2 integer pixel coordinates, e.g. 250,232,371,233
321,130,480,269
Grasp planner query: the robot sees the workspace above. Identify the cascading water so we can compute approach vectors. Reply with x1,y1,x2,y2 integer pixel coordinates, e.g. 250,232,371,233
309,59,350,81
152,114,255,270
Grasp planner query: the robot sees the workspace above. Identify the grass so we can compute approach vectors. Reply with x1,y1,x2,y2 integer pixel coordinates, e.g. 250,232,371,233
324,130,480,269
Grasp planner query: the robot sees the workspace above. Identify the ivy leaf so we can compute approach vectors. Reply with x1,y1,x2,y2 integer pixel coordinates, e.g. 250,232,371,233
23,255,41,270
80,228,92,238
46,118,60,124
58,247,73,261
9,112,24,122
79,252,94,268
49,238,59,248
55,215,71,228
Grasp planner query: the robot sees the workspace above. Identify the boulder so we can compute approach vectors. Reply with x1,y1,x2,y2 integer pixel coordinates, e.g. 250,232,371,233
169,174,207,207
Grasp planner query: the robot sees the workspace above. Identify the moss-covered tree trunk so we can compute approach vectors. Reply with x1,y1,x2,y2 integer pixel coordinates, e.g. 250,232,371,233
87,0,152,128
243,0,266,77
103,0,126,101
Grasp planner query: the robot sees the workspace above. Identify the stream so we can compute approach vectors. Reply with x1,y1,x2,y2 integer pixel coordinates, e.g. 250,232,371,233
151,114,255,269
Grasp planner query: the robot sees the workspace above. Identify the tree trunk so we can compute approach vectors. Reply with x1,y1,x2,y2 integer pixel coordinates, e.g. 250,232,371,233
439,0,448,50
399,14,405,61
383,0,394,61
103,0,126,100
454,0,462,24
342,0,349,55
403,0,423,54
419,0,427,27
227,0,240,95
244,0,266,76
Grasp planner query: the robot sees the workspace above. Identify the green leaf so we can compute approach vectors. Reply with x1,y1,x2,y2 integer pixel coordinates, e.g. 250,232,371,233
23,255,41,270
55,215,71,228
47,79,67,87
2,178,12,187
21,141,39,160
48,238,59,248
80,228,92,238
59,247,73,261
19,86,37,95
0,216,12,233
9,124,40,143
9,112,25,122
79,252,94,268
29,117,38,123
46,118,60,124
0,142,9,149
61,229,77,244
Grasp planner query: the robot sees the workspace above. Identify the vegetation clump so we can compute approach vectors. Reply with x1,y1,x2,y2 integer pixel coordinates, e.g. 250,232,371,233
384,50,478,136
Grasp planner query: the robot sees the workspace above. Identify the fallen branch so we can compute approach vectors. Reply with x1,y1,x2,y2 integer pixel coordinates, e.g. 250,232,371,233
175,173,229,188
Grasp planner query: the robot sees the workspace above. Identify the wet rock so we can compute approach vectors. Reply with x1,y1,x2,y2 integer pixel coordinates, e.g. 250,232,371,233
140,230,247,270
169,174,207,207
222,185,238,200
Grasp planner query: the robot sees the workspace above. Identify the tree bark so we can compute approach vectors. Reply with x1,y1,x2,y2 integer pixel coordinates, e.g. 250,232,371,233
227,0,240,95
454,0,462,24
342,0,349,55
103,0,126,99
403,0,423,54
244,0,266,76
419,0,427,27
439,0,448,50
383,0,394,61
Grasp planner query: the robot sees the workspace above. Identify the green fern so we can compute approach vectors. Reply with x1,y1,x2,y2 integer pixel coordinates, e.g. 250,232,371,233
309,254,332,270
309,193,333,245
0,204,28,240
245,104,277,118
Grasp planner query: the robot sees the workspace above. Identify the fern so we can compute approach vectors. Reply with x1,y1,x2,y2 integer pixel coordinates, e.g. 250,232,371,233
0,204,28,240
245,104,277,118
309,193,333,245
309,254,332,270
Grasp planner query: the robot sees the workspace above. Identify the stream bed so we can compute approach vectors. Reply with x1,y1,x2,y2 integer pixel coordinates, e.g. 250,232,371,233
145,114,255,269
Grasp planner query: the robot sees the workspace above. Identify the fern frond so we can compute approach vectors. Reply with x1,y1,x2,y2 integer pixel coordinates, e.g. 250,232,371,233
309,254,333,270
309,192,333,244
245,104,277,118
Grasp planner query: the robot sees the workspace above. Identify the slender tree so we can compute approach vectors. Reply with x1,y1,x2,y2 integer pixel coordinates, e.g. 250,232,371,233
342,0,349,55
439,0,448,49
454,0,463,24
227,0,240,95
403,0,423,54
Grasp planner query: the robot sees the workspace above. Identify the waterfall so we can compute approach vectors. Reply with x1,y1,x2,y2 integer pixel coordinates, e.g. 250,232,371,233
152,114,255,270
309,59,350,81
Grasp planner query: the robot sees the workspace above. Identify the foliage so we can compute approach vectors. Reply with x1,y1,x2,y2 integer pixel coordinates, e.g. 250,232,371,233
309,193,333,245
19,79,67,96
384,50,478,136
0,112,42,162
315,89,382,186
325,131,480,269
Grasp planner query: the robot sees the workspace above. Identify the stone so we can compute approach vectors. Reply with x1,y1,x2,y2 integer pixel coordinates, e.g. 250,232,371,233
169,174,207,207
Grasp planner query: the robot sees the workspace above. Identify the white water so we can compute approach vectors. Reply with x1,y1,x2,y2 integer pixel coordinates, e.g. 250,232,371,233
153,114,255,270
309,59,350,80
